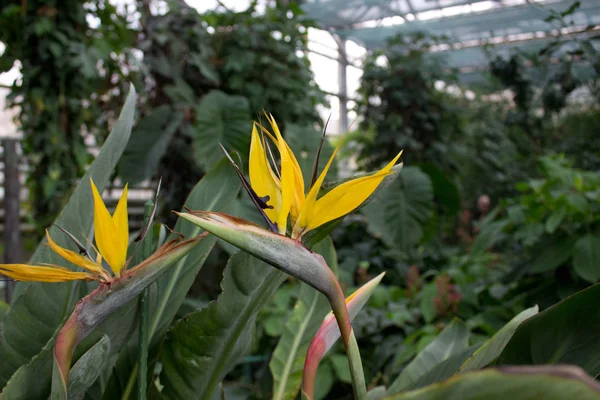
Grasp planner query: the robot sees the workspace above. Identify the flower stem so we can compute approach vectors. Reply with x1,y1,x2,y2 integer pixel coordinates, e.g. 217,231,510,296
327,279,367,400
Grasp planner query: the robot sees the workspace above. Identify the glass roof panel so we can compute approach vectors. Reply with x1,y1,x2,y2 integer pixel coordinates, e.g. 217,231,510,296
302,0,600,49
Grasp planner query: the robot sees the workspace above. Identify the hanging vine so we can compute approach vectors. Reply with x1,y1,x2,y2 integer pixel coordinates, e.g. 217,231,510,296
0,0,134,235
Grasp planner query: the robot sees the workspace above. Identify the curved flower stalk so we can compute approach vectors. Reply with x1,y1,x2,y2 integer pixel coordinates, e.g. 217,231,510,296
178,114,402,399
0,179,128,282
302,273,385,399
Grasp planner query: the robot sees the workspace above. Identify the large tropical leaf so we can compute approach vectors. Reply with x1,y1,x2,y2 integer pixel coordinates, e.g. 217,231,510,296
102,157,241,398
499,283,600,376
363,166,434,251
387,319,469,394
159,252,288,400
0,85,137,387
384,366,600,400
191,90,251,171
270,238,337,400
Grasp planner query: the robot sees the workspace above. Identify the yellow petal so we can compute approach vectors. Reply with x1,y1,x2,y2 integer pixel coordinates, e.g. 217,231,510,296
46,230,103,275
293,141,343,237
249,124,281,224
304,151,403,232
264,114,305,225
0,264,93,282
90,178,127,276
269,116,295,233
113,184,129,272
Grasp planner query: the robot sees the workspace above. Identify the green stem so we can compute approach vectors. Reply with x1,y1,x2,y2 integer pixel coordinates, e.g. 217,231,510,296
347,331,366,400
137,200,154,400
328,279,367,400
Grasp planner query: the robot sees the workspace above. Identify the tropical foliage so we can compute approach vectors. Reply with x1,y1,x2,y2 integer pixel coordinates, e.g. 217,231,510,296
2,1,600,399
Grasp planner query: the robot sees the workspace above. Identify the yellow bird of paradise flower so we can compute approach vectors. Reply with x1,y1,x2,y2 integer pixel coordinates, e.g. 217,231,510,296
249,114,402,240
0,179,129,283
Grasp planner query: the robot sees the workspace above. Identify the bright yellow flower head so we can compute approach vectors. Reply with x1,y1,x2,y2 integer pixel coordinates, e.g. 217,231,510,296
250,114,402,239
0,179,129,283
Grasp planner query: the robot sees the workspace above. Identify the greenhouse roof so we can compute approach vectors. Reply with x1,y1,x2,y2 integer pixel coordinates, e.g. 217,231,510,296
302,0,600,49
301,0,600,84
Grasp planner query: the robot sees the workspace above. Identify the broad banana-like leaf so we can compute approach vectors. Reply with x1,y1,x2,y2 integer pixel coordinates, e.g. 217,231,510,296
159,252,288,400
0,85,136,388
102,157,241,398
383,365,600,400
270,238,337,400
52,236,205,396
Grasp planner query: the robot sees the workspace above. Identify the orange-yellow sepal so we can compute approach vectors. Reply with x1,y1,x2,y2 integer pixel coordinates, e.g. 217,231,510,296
45,230,104,275
293,151,403,237
90,178,129,276
0,263,94,282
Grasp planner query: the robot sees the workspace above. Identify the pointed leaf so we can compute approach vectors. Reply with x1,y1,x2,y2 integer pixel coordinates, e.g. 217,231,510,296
459,306,538,372
67,334,111,400
387,319,469,394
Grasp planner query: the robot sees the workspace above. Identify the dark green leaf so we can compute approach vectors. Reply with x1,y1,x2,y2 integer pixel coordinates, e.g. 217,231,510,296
572,235,600,282
499,283,600,375
118,106,184,184
420,164,460,215
545,206,566,234
459,306,538,372
364,167,434,251
470,221,508,258
529,237,575,273
191,90,251,171
387,319,469,393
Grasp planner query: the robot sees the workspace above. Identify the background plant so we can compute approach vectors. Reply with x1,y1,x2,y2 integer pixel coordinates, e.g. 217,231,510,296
0,0,135,235
118,1,325,223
